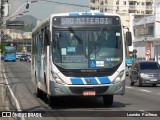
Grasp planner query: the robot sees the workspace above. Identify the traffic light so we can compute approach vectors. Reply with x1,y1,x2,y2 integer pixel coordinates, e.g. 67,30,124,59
133,49,137,59
1,4,5,17
26,3,29,9
1,3,10,17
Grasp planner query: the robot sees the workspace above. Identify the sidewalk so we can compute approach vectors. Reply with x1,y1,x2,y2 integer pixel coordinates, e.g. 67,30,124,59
0,63,5,111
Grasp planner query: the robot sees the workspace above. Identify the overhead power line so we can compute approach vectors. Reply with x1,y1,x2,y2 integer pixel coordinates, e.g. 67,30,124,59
38,0,89,8
14,0,160,15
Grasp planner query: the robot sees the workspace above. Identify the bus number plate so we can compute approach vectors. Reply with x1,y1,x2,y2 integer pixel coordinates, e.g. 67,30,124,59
83,91,96,96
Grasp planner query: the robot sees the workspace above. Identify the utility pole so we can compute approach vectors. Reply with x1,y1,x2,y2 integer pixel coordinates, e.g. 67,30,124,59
0,0,4,69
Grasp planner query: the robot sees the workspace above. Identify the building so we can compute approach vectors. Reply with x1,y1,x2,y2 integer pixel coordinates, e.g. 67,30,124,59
133,15,155,60
131,0,160,63
5,29,32,40
89,0,153,15
89,0,154,31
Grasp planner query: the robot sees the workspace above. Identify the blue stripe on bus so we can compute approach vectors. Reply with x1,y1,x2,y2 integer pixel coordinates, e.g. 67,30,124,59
81,12,92,16
94,13,104,16
98,77,111,84
70,78,84,84
69,12,80,16
84,77,98,84
69,12,101,16
70,77,111,85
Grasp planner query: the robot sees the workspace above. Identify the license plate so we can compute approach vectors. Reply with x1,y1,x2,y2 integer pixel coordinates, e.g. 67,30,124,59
150,79,157,81
83,91,96,96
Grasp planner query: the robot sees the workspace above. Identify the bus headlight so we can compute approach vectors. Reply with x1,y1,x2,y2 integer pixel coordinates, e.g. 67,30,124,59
112,70,124,84
51,71,66,84
55,77,65,84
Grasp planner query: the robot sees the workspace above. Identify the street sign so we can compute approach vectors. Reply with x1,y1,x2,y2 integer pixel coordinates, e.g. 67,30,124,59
3,0,9,2
6,20,24,30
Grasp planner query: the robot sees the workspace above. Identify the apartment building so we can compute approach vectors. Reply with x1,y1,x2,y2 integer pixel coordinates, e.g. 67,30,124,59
89,0,153,15
89,0,154,30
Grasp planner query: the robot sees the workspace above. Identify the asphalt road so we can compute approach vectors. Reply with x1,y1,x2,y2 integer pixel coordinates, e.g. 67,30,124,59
1,60,160,120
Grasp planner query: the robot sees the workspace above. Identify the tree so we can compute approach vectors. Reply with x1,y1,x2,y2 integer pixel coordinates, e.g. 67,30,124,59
0,43,6,53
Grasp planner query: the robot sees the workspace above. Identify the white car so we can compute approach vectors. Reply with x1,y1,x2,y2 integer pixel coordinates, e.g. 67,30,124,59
16,53,22,59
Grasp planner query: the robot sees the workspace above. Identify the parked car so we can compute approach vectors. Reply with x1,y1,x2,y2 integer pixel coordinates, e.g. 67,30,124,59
129,60,160,87
20,54,28,61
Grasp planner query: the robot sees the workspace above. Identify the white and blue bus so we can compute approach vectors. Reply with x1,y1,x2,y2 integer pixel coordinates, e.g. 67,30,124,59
31,11,132,105
4,46,16,62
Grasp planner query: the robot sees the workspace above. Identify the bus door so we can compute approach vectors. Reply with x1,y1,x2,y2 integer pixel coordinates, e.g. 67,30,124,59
37,33,41,82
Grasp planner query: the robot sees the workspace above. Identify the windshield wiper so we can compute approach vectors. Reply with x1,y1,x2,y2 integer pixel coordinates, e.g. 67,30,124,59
68,27,83,44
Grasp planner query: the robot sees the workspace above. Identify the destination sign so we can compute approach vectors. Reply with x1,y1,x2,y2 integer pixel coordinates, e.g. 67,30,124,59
61,17,112,25
53,16,120,27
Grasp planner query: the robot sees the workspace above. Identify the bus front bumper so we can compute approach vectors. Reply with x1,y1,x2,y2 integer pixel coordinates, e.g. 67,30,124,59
49,80,125,96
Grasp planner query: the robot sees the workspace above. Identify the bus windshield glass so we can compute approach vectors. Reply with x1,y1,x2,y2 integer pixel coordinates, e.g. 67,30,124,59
52,27,123,69
4,46,16,54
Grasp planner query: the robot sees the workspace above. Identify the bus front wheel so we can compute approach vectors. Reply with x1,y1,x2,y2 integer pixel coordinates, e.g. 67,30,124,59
103,95,113,106
47,95,54,106
47,95,58,106
36,87,42,98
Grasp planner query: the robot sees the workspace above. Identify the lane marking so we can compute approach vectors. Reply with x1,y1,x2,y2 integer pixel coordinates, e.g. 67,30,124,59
2,64,25,120
139,89,151,93
125,86,133,89
139,110,145,112
3,73,22,110
126,86,160,95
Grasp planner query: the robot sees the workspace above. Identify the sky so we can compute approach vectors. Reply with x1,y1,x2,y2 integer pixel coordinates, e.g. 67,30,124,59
8,0,89,20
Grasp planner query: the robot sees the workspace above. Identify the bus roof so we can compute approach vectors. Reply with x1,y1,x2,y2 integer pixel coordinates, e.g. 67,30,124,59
50,12,120,18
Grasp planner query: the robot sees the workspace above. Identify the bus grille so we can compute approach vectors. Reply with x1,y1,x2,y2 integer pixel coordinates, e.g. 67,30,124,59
69,86,109,95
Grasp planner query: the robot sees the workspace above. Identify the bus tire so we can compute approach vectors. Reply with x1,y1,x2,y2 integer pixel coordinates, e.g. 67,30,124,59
47,95,58,106
130,81,134,86
103,95,113,106
152,84,156,87
47,95,53,106
36,87,42,98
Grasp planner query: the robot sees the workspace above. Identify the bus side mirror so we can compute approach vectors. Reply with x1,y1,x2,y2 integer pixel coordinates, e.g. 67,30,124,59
126,31,132,46
44,30,50,46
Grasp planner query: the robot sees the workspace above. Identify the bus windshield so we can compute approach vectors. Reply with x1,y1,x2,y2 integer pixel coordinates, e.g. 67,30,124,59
4,47,16,54
52,27,123,69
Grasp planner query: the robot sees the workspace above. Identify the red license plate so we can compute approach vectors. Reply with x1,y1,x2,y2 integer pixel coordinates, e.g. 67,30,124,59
83,91,96,96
